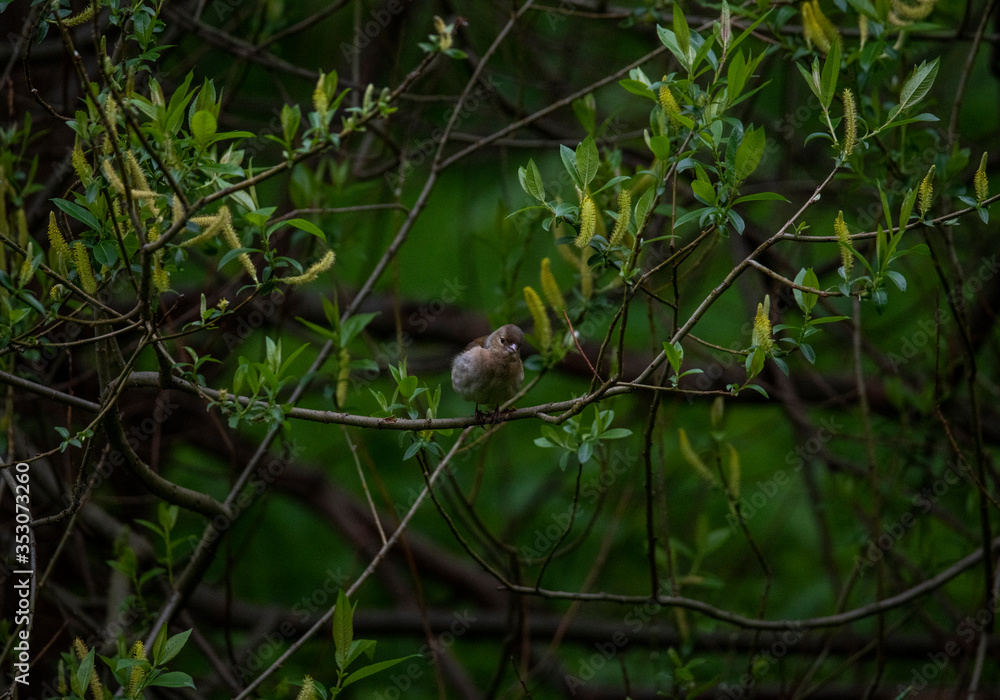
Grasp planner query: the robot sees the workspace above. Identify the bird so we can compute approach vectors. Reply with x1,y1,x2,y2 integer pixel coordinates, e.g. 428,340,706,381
451,324,524,423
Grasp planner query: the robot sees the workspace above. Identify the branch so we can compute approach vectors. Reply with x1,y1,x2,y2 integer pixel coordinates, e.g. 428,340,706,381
505,536,1000,631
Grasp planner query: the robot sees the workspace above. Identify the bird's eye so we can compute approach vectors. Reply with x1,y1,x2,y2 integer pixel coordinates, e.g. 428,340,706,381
500,336,507,343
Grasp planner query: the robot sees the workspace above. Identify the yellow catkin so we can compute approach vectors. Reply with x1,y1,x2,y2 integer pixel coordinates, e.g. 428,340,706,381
72,138,91,183
609,190,632,246
283,250,335,285
217,206,258,283
72,241,98,295
801,2,828,53
103,96,118,151
812,0,841,50
834,210,853,277
751,299,774,354
918,165,935,216
18,242,35,287
152,260,170,294
296,676,318,700
127,641,147,699
891,0,936,23
574,196,597,248
523,285,552,355
974,152,989,204
48,212,72,262
171,195,185,224
539,257,566,313
678,428,719,486
841,88,856,157
182,212,223,248
62,0,97,27
433,16,452,50
658,84,681,124
313,72,329,117
102,159,125,195
125,150,151,193
802,1,839,53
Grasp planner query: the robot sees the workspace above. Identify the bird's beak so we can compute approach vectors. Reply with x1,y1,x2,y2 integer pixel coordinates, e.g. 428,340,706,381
507,343,518,353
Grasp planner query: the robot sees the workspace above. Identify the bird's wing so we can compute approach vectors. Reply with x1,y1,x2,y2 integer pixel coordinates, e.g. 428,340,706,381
463,335,488,351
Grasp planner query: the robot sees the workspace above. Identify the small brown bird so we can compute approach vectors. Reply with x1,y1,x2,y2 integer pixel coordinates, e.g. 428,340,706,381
451,324,524,422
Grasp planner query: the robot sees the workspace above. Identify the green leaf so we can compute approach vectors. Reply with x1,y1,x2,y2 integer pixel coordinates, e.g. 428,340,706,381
872,286,888,314
92,240,118,268
672,4,691,66
793,267,819,315
886,270,907,291
800,343,816,364
280,103,302,144
734,126,765,182
897,59,939,116
600,428,633,440
820,39,841,110
403,442,423,460
619,79,656,100
191,109,217,148
898,187,917,231
297,317,339,342
657,26,690,74
796,60,822,103
218,246,256,270
559,144,582,191
576,135,599,188
727,50,750,103
634,186,656,226
52,197,101,234
691,179,717,206
734,192,789,205
279,218,326,240
342,654,421,688
663,340,683,374
76,647,95,694
339,312,379,344
519,159,546,201
648,134,672,160
158,628,192,666
152,623,168,665
333,589,354,667
746,345,766,379
146,671,196,689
